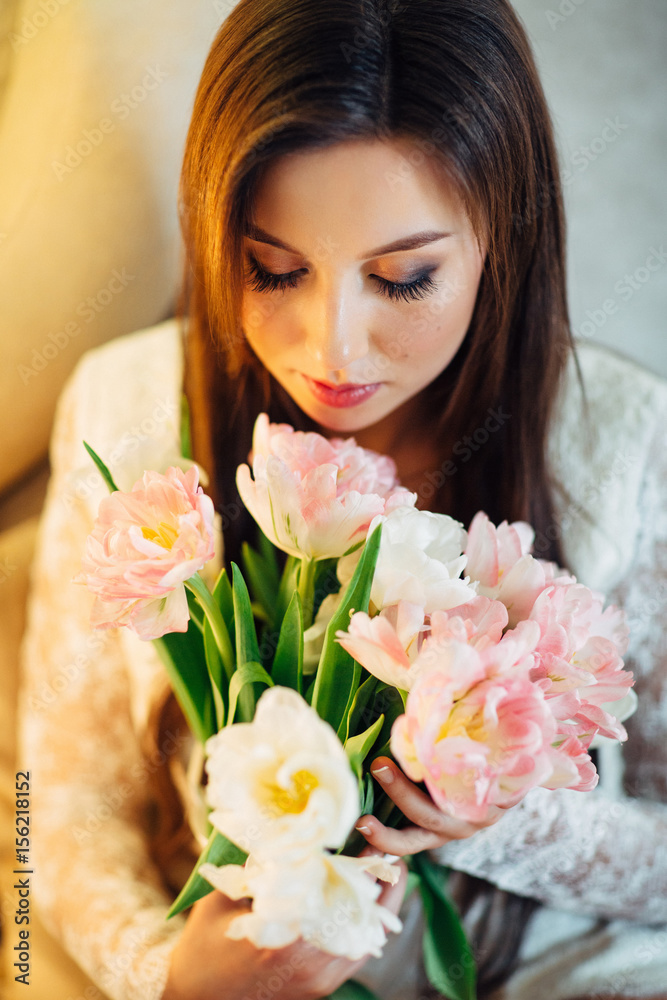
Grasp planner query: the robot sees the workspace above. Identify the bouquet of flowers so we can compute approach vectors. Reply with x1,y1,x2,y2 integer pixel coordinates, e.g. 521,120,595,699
76,412,636,1000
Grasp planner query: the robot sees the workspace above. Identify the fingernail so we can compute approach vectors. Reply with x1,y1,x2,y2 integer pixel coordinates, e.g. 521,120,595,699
355,824,371,834
371,765,393,783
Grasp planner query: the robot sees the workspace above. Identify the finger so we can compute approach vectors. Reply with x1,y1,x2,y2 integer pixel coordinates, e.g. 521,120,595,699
355,817,455,855
375,857,408,917
368,758,487,840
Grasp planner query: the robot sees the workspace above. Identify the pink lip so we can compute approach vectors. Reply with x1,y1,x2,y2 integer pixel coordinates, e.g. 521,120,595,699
302,375,382,409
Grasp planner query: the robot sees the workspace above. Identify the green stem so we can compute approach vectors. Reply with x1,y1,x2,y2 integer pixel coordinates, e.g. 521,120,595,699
185,573,235,681
297,558,317,630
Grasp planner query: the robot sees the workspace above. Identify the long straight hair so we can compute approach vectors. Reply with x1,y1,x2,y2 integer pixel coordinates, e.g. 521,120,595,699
175,0,589,989
178,0,586,574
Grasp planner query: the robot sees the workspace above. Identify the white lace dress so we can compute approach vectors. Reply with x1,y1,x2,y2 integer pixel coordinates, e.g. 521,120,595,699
18,319,667,1000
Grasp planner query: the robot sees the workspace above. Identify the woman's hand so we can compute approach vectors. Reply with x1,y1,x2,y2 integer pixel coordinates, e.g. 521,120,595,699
162,856,408,1000
353,756,506,855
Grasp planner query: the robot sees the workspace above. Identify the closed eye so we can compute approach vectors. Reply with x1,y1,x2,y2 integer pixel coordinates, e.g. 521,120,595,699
244,253,440,303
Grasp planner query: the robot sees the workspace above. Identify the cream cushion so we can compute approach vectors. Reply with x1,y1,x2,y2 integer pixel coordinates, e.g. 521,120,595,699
0,0,226,495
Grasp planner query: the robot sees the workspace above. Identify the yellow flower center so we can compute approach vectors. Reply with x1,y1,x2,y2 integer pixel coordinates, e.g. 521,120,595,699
269,769,319,815
141,521,179,550
438,705,487,744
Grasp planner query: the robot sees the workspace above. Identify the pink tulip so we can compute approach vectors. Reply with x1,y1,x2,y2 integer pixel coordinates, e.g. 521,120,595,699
392,655,562,822
236,414,416,560
464,511,575,627
542,734,598,793
77,466,216,639
337,596,511,691
428,596,509,652
336,601,428,690
389,625,607,821
528,583,633,711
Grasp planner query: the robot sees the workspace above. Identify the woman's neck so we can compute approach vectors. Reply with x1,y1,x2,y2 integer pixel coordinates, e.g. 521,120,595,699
322,395,441,506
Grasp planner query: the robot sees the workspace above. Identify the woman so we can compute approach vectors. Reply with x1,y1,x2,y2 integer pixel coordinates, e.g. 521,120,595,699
20,1,667,998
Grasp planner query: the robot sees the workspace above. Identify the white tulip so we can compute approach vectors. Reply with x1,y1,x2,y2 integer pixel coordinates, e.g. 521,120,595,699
338,505,477,614
199,849,403,959
204,687,360,859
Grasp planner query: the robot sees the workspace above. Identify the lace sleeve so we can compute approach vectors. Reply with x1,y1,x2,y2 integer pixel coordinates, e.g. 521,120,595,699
18,366,186,1000
434,412,667,924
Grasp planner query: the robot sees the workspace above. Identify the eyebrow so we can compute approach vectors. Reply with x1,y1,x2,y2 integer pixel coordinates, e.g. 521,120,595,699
244,225,453,260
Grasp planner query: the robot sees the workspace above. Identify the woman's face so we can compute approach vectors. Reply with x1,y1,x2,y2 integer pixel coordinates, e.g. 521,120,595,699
241,137,485,448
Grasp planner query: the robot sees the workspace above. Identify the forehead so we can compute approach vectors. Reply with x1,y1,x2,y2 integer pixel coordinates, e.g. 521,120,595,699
248,137,474,257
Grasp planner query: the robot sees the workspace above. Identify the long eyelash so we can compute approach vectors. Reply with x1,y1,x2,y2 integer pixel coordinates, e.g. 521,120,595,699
244,254,304,293
372,272,439,303
244,252,439,302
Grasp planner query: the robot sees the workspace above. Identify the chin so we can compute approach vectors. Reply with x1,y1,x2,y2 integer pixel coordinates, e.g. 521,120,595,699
301,402,379,434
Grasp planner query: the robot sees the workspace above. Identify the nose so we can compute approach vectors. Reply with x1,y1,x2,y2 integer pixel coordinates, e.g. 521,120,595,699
303,278,369,371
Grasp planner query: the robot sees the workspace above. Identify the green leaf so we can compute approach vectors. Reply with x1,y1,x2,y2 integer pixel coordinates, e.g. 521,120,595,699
344,715,385,780
180,393,193,461
412,852,477,1000
297,557,317,630
345,674,379,741
231,564,263,721
334,668,364,743
325,981,382,1000
153,626,215,745
304,675,316,705
186,573,235,685
271,591,303,694
232,563,261,665
199,568,236,728
405,869,421,899
242,541,279,629
212,565,235,640
227,661,274,726
312,558,339,618
360,770,375,817
167,829,247,918
203,623,226,728
185,588,205,632
310,525,382,734
370,687,405,756
274,555,299,631
83,441,119,493
257,528,281,591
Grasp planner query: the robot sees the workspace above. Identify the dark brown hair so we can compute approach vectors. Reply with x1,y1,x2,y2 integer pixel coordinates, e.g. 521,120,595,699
179,0,588,574
175,0,590,988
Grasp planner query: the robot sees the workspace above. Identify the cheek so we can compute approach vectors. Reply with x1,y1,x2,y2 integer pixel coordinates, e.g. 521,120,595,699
242,293,303,358
402,258,481,361
390,291,473,365
241,293,277,345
